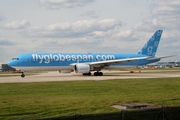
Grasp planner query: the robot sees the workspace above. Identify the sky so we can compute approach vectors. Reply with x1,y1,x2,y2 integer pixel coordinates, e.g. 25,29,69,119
0,0,180,64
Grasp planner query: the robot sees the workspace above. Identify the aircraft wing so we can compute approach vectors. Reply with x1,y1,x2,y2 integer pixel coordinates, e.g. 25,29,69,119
89,56,148,67
146,55,176,60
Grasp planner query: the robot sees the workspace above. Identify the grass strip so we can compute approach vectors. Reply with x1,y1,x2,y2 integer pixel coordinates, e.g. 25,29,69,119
0,77,180,119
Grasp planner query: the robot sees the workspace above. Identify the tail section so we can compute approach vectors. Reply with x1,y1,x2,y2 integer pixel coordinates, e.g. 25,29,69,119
138,30,163,57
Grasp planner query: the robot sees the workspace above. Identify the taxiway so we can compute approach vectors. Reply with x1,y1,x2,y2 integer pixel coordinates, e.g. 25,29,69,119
0,70,180,83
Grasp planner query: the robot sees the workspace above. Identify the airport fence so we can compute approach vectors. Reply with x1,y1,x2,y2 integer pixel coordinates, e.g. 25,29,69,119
40,106,180,120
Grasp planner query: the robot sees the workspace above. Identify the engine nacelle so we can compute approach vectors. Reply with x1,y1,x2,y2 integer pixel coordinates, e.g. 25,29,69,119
74,64,90,73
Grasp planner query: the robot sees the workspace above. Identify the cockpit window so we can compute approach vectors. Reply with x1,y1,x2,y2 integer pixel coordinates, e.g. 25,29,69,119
12,58,19,60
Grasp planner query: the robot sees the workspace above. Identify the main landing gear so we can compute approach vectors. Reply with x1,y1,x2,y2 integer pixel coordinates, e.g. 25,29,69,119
82,71,103,76
94,71,103,76
83,72,91,76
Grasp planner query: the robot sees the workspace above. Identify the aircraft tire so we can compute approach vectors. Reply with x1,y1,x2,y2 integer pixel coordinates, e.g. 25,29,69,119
83,72,91,76
94,72,103,76
21,74,25,78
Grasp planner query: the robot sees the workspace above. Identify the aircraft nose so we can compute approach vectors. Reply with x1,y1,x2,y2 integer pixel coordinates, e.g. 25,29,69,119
8,60,17,67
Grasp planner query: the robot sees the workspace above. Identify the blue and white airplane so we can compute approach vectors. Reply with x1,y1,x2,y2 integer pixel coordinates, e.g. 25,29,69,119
8,30,174,77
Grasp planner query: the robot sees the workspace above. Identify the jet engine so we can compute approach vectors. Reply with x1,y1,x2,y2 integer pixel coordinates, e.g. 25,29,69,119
74,64,90,73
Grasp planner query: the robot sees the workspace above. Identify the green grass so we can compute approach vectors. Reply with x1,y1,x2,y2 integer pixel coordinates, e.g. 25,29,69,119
0,78,180,119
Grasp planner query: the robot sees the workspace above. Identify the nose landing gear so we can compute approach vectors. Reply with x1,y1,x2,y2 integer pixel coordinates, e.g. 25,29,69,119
19,70,25,78
21,73,25,78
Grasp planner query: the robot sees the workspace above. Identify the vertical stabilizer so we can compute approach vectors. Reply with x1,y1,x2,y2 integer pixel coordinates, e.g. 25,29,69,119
138,30,163,57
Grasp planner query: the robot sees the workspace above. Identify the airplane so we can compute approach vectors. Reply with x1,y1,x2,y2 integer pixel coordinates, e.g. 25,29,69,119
8,30,174,78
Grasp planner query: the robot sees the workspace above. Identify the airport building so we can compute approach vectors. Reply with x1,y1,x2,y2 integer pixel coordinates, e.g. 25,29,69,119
155,61,180,68
0,64,16,72
141,61,180,69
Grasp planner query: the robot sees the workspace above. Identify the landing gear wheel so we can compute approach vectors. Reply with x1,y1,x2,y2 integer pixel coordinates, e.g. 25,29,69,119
83,72,91,76
21,73,25,78
94,72,103,76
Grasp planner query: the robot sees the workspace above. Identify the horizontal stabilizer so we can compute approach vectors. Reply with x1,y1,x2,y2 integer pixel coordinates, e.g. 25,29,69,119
146,55,176,60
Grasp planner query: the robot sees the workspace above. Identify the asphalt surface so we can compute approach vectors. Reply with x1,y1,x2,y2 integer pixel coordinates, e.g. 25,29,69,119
0,70,180,83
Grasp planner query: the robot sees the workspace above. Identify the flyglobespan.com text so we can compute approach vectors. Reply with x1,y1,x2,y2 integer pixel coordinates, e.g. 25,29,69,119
32,54,115,63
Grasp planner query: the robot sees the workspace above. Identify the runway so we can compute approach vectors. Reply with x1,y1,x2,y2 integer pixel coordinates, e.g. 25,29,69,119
0,70,180,83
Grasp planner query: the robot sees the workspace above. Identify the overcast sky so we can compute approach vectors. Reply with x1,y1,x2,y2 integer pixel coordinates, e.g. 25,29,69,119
0,0,180,64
